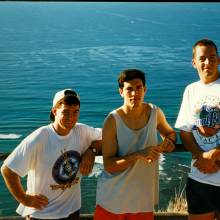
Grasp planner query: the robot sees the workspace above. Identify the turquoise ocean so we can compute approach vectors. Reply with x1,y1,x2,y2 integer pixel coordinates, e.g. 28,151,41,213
0,2,220,216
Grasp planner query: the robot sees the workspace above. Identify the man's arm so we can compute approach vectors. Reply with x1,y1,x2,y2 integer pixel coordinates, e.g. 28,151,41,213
206,147,220,162
80,140,102,176
102,114,139,174
179,130,203,158
180,130,219,173
1,164,48,209
102,114,159,174
156,107,176,152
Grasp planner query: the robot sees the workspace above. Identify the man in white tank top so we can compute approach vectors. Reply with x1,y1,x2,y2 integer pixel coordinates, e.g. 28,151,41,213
1,88,102,220
94,69,176,220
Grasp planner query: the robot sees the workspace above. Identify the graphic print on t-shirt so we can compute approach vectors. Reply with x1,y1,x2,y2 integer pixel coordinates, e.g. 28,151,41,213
50,149,81,190
192,95,220,147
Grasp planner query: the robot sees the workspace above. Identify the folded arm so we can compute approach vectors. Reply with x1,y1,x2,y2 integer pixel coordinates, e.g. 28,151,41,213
180,130,220,173
102,114,160,174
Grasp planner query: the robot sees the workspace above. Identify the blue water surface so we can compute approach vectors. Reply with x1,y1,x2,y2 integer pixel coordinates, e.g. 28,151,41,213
0,2,220,216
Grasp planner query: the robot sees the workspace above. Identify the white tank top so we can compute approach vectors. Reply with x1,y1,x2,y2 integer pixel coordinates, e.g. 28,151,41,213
96,104,159,214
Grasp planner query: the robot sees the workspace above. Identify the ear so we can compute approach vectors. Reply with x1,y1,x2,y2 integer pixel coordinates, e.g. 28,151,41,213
52,107,57,116
192,58,197,69
144,85,147,93
119,88,124,97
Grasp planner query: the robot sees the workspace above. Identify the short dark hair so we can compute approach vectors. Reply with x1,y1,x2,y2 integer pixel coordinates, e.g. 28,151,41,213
118,69,146,88
193,38,218,58
50,96,80,122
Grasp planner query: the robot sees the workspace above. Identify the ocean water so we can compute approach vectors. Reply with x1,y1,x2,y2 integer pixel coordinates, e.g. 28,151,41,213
0,2,220,216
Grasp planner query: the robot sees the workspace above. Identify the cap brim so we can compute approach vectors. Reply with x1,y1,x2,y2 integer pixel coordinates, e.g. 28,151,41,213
53,94,80,108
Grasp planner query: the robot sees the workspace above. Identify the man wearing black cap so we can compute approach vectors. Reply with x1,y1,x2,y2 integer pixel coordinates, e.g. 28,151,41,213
1,88,102,220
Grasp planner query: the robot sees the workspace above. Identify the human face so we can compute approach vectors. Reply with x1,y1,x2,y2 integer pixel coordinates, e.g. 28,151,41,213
192,45,220,84
52,103,80,135
119,78,146,108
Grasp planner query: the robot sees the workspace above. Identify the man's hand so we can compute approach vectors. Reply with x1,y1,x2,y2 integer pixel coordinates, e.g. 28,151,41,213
1,165,48,210
137,146,161,164
193,151,220,173
21,194,48,210
159,137,175,153
80,149,95,176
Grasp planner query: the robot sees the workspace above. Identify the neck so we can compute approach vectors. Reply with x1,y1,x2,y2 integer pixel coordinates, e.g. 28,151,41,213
52,123,70,136
202,72,219,84
122,104,144,116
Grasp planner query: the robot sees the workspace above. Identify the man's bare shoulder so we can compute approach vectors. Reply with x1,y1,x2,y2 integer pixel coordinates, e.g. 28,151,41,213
143,102,158,115
104,111,117,127
105,107,122,121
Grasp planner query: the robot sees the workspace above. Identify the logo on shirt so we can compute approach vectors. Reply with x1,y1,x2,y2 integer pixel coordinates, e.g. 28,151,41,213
193,96,220,144
50,149,81,190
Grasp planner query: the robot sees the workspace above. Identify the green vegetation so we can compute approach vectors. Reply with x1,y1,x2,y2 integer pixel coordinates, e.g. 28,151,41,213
159,180,188,214
166,185,187,213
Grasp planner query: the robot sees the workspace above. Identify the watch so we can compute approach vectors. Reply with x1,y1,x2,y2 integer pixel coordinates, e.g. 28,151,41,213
89,147,97,155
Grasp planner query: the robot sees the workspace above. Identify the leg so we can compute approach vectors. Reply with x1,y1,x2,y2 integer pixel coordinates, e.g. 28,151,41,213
188,212,216,220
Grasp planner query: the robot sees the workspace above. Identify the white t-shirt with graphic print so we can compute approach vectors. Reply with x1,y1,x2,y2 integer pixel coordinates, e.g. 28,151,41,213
3,123,102,219
175,78,220,186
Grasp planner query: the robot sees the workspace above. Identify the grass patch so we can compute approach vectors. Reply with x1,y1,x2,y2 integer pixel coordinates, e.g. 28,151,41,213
166,184,187,213
159,178,188,214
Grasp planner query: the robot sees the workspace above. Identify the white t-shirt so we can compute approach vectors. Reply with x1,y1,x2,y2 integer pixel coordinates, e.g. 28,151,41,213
4,123,102,219
175,78,220,186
